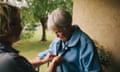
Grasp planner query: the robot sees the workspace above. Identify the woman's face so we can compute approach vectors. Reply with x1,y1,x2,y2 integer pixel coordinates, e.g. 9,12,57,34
52,27,70,41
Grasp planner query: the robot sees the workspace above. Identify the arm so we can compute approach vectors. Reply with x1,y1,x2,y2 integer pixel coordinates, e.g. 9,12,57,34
31,53,56,68
47,61,56,72
80,35,101,72
47,54,63,72
31,40,57,68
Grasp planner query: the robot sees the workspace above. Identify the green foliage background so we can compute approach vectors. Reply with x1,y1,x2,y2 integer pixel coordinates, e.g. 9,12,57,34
21,0,73,40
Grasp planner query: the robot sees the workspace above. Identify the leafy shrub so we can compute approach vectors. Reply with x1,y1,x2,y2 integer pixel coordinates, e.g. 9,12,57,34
21,32,34,40
95,41,120,72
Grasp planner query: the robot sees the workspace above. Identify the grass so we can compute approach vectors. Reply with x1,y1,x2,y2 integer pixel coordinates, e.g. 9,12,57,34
13,26,56,72
14,40,50,59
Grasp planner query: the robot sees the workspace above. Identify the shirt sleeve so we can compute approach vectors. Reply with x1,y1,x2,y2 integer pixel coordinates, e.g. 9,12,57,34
38,40,56,59
80,34,102,72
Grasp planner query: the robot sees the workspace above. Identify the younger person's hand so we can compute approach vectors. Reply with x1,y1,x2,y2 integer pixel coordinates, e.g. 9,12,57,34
47,54,63,72
51,54,63,66
30,53,56,68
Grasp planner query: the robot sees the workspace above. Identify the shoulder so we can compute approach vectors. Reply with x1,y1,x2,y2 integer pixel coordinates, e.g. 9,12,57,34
50,38,61,46
0,53,18,71
0,52,26,66
0,53,35,72
72,24,92,42
0,52,16,63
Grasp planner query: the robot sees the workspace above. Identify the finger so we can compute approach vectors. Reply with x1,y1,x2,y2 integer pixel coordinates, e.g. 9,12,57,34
58,54,62,56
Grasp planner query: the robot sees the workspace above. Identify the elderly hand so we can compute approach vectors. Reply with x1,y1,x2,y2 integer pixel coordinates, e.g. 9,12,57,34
43,53,56,62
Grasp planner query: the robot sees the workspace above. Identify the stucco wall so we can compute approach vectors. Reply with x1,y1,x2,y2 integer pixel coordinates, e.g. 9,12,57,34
73,0,120,59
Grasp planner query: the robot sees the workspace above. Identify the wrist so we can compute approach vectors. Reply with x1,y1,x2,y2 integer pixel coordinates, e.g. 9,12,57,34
51,60,57,66
41,59,48,64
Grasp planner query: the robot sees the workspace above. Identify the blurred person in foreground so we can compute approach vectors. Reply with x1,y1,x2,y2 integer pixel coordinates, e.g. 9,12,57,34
0,3,37,72
31,8,102,72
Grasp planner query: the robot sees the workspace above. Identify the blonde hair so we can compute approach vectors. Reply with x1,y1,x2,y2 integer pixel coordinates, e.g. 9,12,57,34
0,3,21,40
47,8,72,30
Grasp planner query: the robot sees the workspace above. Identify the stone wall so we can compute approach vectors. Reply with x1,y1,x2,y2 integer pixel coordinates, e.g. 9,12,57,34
73,0,120,59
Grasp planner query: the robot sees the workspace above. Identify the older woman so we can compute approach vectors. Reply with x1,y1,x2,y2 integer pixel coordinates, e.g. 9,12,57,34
32,8,102,72
0,3,36,72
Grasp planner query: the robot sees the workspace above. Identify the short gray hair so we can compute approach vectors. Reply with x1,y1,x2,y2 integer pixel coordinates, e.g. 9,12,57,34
47,8,72,30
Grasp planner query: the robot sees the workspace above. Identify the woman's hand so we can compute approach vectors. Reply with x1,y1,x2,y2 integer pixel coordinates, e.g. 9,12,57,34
47,54,63,72
43,53,56,62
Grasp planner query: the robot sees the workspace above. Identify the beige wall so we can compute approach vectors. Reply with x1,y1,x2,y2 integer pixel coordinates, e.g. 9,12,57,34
73,0,120,59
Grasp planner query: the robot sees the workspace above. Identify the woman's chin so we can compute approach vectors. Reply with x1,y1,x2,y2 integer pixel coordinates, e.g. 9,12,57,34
61,38,67,42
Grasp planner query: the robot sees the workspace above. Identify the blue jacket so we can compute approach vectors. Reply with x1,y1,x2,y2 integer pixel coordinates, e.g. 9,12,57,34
39,25,101,72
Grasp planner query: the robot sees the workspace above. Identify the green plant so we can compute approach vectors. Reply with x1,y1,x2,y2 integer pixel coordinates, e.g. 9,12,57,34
21,32,34,40
94,40,120,72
